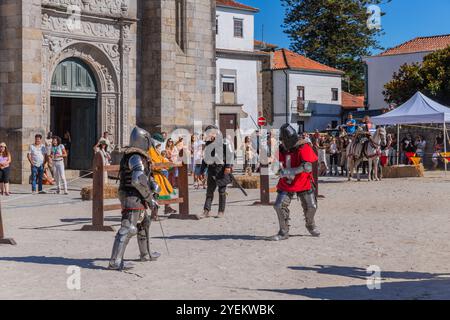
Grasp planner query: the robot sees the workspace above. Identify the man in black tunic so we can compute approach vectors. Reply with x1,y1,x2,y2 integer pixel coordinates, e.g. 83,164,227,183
200,125,234,219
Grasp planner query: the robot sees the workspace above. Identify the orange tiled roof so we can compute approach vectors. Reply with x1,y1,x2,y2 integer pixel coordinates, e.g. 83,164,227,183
378,34,450,56
342,92,365,109
216,0,259,12
272,49,344,74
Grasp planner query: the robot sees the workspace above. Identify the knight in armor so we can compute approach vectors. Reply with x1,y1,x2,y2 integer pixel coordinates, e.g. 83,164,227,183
108,127,161,271
269,124,320,241
200,125,234,219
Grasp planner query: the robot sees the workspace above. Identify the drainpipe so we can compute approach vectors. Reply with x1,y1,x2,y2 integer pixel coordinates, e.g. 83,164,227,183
283,69,289,124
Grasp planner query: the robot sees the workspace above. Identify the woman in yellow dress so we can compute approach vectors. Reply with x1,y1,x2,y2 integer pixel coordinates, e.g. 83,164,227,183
149,133,177,219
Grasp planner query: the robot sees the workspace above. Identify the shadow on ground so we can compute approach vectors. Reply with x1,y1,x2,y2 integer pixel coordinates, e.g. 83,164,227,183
254,265,450,300
152,234,310,241
0,256,110,270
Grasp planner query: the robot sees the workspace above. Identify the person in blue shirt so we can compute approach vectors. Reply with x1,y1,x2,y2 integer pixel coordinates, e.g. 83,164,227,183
345,114,357,135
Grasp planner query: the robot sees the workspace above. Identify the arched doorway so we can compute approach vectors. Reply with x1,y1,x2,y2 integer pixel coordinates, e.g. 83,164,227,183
50,58,98,170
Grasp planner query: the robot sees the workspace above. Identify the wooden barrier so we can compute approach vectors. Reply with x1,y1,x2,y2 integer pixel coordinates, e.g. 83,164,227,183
81,152,197,232
0,198,16,245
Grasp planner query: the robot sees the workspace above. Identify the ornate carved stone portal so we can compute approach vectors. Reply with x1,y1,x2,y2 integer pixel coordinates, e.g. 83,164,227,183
41,0,135,147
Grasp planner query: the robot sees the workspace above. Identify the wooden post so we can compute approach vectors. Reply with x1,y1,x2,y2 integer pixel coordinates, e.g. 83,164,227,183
0,198,16,245
169,163,199,220
81,152,115,231
312,144,319,198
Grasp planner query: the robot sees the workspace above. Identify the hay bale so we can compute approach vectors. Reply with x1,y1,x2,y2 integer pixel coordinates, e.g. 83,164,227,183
382,165,424,179
232,175,260,189
81,184,119,200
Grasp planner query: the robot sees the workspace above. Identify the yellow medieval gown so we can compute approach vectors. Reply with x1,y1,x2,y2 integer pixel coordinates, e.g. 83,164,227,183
148,147,174,200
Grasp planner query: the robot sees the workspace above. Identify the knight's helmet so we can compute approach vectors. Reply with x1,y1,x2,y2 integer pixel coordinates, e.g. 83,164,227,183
129,126,154,152
279,123,299,150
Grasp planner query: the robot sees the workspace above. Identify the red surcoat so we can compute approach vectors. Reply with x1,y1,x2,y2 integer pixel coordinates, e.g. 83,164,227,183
277,143,318,193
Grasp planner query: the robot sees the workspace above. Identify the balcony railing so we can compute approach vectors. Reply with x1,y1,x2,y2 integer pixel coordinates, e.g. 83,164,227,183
291,99,314,117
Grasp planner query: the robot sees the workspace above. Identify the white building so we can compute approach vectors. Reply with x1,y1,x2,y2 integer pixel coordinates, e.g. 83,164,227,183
270,49,344,132
364,34,450,110
215,0,268,135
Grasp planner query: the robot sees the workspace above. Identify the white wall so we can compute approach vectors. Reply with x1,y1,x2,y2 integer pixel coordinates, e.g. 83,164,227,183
364,52,430,110
216,57,259,132
273,70,342,130
216,7,255,52
288,71,342,106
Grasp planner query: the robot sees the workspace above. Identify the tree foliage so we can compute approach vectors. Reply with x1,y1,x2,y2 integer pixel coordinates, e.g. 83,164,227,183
282,0,389,94
384,46,450,106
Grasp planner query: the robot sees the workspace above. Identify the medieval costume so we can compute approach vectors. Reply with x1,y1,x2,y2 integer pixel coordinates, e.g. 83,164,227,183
200,125,234,219
108,127,161,271
269,124,320,241
148,133,177,218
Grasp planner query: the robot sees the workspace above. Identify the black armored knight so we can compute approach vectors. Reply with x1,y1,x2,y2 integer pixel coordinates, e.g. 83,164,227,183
200,125,234,219
108,127,161,271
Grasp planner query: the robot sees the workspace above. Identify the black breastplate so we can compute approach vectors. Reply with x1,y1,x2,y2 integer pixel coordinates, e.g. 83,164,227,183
119,152,150,192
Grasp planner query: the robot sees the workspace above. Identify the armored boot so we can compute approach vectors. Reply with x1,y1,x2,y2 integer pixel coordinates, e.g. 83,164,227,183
268,193,292,241
137,213,160,262
300,191,320,237
109,211,139,270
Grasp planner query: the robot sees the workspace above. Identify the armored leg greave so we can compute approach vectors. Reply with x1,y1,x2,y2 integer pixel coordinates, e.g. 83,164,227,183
269,192,292,241
109,210,140,270
299,190,320,237
137,212,160,261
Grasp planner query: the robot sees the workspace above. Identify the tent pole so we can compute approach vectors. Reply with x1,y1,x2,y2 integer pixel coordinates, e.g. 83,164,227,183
397,125,400,165
444,122,448,175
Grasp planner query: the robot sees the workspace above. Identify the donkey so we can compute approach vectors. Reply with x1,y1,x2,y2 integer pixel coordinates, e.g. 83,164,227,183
347,127,387,182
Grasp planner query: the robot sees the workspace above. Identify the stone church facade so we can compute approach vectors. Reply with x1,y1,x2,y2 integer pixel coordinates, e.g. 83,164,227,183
0,0,216,183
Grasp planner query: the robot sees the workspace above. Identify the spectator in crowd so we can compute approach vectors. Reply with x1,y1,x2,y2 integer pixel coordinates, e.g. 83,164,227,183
403,137,417,165
165,138,179,188
50,136,68,195
62,130,71,168
160,131,168,151
45,132,54,177
432,146,443,170
315,135,328,172
193,134,206,189
95,131,114,155
345,113,357,135
389,134,397,165
328,137,339,176
0,142,12,196
435,133,444,151
149,133,177,218
414,135,426,162
242,136,256,174
94,140,112,165
189,135,196,176
27,134,48,194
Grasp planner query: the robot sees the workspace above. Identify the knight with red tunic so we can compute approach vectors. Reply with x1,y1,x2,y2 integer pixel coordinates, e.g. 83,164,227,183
269,124,320,241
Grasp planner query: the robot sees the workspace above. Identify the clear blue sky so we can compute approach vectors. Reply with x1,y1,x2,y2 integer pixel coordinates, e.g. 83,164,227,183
244,0,450,55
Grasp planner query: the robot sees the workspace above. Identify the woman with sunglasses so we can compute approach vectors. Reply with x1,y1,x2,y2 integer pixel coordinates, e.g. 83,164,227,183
0,142,12,196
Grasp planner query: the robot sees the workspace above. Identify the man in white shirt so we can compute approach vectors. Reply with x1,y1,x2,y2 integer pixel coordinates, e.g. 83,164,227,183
27,134,48,194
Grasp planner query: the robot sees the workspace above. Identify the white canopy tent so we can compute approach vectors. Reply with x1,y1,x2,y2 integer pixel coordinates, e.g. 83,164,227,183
372,92,450,172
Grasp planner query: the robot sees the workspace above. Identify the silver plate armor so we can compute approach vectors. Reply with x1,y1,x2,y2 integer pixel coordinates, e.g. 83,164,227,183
129,154,156,207
129,126,154,152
